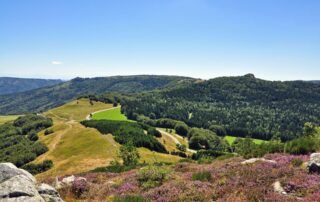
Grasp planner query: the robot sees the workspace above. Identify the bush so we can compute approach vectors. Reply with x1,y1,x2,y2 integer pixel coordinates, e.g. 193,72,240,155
192,150,226,160
147,128,162,138
192,171,212,181
119,143,140,166
44,128,54,135
171,151,187,158
114,195,149,202
176,144,187,152
209,124,227,136
291,158,304,167
285,136,318,155
22,160,53,175
138,165,169,189
174,122,189,137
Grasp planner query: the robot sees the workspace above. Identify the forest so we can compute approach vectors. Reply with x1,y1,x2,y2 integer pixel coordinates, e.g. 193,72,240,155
121,74,320,141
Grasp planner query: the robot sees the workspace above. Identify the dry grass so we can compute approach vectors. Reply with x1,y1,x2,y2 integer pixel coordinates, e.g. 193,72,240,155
34,99,181,179
0,115,20,125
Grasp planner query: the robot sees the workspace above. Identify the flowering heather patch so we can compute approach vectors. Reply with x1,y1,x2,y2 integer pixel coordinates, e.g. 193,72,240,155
52,153,320,201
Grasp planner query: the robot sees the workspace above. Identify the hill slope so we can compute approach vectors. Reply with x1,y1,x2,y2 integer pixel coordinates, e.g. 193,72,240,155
122,74,320,141
0,77,62,95
0,75,193,115
34,99,180,179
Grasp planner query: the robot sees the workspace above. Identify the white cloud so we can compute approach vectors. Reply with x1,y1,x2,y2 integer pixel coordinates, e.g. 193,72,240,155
51,61,62,65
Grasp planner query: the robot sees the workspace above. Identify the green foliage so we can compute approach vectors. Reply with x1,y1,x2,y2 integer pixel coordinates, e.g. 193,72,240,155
0,75,193,114
21,160,53,175
119,143,140,166
91,162,139,173
209,124,227,136
114,195,149,202
0,114,51,167
81,120,167,153
44,128,54,135
147,127,162,138
137,165,169,189
122,75,320,141
192,171,212,181
176,144,187,152
192,150,226,161
188,128,228,151
303,122,317,136
285,136,319,155
174,122,189,137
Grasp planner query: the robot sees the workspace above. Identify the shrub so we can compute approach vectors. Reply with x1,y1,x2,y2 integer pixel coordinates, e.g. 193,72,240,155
22,160,53,175
291,158,303,167
191,150,226,160
209,124,227,136
192,171,212,181
114,195,149,202
137,165,169,189
147,128,162,138
171,151,187,158
174,123,189,137
197,157,213,164
176,143,187,152
285,136,318,155
44,128,54,135
119,143,140,166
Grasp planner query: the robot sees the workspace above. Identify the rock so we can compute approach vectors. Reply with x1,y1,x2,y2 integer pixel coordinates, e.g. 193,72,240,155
273,181,287,195
308,153,320,173
241,158,277,165
0,162,64,202
55,175,87,189
38,183,63,202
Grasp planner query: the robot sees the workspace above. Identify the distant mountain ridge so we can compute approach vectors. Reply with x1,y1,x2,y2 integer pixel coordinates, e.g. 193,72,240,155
0,75,194,114
0,77,62,95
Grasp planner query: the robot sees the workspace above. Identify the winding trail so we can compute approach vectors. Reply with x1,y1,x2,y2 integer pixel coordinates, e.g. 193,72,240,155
86,106,197,154
158,129,196,153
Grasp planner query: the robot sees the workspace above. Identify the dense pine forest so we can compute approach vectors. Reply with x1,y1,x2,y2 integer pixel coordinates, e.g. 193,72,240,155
121,74,320,141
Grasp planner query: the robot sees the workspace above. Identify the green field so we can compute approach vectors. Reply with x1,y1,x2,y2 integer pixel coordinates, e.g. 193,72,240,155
0,115,20,125
224,135,267,145
92,107,131,121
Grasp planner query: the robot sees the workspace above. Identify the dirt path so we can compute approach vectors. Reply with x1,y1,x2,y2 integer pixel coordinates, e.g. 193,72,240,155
158,129,196,153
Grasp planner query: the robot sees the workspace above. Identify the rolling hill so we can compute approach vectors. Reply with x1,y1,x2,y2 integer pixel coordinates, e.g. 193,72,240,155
34,99,180,178
0,77,62,95
0,75,194,115
122,74,320,141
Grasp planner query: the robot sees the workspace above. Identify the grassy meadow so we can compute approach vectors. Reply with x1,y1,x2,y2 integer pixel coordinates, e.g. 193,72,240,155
92,107,131,121
0,115,20,125
34,99,180,179
224,135,267,145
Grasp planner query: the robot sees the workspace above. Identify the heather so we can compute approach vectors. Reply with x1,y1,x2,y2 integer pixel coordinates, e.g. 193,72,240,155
54,153,320,201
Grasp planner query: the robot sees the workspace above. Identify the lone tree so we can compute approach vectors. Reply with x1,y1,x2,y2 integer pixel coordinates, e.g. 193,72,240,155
174,122,189,137
118,143,140,166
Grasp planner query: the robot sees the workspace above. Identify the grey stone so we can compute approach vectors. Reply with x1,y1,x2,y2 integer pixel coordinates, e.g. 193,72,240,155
308,153,320,173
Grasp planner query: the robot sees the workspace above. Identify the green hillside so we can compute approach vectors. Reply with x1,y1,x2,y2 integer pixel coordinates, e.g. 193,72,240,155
122,74,320,141
0,75,194,115
0,77,62,95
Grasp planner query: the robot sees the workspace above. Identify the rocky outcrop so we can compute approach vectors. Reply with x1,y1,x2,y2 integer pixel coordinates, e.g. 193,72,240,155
308,153,320,174
55,175,87,189
0,163,63,202
241,158,277,165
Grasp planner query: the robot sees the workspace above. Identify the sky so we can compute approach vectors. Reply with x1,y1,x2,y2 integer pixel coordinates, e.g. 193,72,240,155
0,0,319,80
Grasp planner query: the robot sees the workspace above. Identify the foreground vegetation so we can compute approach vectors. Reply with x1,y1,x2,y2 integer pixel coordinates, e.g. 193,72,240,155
56,154,320,201
0,114,52,167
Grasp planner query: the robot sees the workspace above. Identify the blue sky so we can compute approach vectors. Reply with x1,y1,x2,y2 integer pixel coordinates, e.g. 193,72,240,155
0,0,319,80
